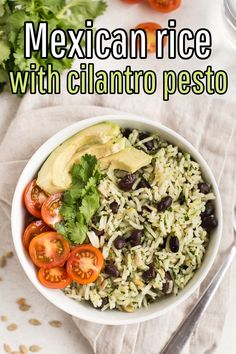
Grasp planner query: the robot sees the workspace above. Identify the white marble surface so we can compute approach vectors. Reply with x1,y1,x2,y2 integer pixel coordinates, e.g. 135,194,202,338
0,0,236,353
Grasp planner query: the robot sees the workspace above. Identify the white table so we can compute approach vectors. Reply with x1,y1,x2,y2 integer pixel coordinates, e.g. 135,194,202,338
0,1,235,353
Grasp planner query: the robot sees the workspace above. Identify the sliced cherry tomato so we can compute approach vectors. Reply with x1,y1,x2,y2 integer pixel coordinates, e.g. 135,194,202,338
41,193,63,228
38,267,72,289
148,0,181,13
29,232,70,269
122,0,143,3
66,244,104,285
24,179,48,218
135,22,167,53
23,220,52,250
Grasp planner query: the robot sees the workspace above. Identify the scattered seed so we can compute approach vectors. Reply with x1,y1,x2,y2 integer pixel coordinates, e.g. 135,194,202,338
28,319,41,326
0,255,7,268
5,251,14,258
7,323,18,331
19,304,31,312
29,345,42,352
12,352,21,354
1,315,8,322
49,320,62,328
17,298,26,305
19,345,28,354
3,343,12,353
0,276,3,281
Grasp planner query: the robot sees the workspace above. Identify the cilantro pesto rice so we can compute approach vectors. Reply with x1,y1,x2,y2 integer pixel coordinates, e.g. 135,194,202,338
63,127,218,312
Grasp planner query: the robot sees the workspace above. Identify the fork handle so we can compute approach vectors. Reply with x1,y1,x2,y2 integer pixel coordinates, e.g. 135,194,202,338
160,246,236,354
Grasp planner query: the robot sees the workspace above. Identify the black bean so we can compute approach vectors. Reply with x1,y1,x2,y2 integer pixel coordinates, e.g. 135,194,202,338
122,128,132,139
159,237,167,250
145,140,154,151
169,236,179,253
92,228,105,237
201,215,218,232
142,266,157,282
104,264,120,278
178,193,185,205
139,132,150,140
162,282,169,294
139,132,154,151
130,229,143,246
198,182,210,194
201,201,214,218
110,201,119,214
157,196,173,212
162,271,172,294
137,178,151,189
114,236,126,250
118,174,136,192
97,297,109,309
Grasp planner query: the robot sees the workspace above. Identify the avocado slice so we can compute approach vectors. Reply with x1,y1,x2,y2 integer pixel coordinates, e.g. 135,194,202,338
37,122,120,194
99,147,152,173
53,137,129,190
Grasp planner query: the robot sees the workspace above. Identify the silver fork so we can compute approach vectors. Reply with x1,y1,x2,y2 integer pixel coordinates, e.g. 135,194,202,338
160,209,236,354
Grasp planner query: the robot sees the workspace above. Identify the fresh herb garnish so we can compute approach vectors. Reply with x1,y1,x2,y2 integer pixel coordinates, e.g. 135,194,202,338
55,154,103,245
0,0,107,92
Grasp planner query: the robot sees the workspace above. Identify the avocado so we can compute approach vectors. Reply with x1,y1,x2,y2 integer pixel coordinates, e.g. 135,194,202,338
37,122,120,194
99,147,152,173
53,137,129,190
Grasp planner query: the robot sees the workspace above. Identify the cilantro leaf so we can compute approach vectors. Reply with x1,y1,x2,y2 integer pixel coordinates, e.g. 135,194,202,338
79,187,100,223
0,0,107,93
55,154,103,245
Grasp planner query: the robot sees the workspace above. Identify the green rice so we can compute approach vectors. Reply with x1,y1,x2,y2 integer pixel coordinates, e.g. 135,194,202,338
64,128,215,312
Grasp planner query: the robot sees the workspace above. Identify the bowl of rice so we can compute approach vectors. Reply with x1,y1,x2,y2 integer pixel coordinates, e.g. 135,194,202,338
11,115,222,325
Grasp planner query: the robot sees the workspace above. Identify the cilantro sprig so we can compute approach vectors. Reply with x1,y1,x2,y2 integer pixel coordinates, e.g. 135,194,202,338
55,154,103,245
0,0,107,92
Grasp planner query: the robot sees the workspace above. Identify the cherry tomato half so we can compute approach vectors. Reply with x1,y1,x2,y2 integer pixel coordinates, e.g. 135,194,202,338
135,22,167,53
23,220,52,250
66,244,104,285
29,232,70,269
41,193,63,228
24,179,48,218
148,0,181,13
38,267,72,289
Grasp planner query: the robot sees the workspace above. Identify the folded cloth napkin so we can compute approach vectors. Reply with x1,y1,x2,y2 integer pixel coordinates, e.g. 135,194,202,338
0,97,235,354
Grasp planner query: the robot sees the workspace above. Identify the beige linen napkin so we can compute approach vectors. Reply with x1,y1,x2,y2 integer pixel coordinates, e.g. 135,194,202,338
0,98,235,354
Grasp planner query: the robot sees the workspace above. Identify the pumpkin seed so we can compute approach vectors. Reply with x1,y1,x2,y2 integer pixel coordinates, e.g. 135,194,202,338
1,315,8,322
19,304,31,312
0,276,3,281
7,323,18,331
5,251,14,258
29,345,41,352
0,256,6,267
49,320,62,328
17,298,26,305
19,345,28,354
28,319,41,326
3,343,12,353
12,352,21,354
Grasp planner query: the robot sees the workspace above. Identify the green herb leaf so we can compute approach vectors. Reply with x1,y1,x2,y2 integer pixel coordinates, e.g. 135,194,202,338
79,187,100,223
56,154,103,245
0,0,107,93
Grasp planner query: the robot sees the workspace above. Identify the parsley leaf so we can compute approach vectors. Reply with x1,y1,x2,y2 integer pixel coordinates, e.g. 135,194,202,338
55,154,103,245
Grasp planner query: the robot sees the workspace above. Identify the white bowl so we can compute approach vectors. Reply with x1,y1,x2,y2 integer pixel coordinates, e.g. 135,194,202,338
11,115,222,325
